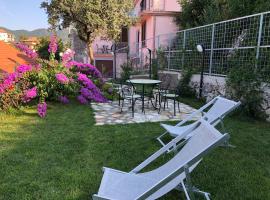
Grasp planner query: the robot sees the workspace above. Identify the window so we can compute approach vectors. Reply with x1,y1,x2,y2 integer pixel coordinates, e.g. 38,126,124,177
120,27,128,43
141,22,146,46
140,0,146,11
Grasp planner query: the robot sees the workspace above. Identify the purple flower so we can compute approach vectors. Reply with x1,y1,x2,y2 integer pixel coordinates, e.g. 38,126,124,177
77,73,95,89
23,87,37,102
67,61,103,81
56,73,69,84
15,43,38,59
16,65,32,74
37,102,47,118
59,96,69,104
48,34,58,54
77,95,88,104
80,87,93,100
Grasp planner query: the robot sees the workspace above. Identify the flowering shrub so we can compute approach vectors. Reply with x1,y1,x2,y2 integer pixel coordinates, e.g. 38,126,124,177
48,35,58,54
61,49,75,66
0,35,107,117
55,73,69,84
15,43,38,59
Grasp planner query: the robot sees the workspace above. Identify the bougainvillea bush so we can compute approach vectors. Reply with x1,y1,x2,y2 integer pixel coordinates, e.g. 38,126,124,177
0,35,108,118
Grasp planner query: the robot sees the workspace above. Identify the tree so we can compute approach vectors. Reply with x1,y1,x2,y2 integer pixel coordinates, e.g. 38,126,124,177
177,0,270,28
41,0,134,64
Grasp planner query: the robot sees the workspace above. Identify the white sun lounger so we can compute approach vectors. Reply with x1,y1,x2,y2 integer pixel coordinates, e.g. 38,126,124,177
93,120,230,200
157,96,241,149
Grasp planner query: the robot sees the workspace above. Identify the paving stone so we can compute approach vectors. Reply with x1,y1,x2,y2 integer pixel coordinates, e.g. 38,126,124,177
91,101,200,125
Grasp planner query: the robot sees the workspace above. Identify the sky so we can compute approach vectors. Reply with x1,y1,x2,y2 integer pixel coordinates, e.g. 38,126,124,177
0,0,49,30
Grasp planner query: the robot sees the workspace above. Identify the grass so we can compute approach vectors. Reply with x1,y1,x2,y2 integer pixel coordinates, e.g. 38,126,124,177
0,99,269,200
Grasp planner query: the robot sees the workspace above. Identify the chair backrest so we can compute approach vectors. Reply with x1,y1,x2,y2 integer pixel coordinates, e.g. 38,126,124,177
120,80,135,98
138,120,228,199
204,96,241,124
158,73,171,90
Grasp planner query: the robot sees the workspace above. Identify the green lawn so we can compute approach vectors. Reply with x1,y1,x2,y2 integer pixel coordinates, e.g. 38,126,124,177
0,100,269,200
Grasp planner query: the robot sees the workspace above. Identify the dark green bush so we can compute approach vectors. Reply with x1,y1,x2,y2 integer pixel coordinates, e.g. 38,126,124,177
226,62,266,119
120,61,133,82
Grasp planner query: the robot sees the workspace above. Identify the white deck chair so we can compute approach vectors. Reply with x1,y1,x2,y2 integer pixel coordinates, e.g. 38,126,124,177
93,120,230,200
157,96,241,148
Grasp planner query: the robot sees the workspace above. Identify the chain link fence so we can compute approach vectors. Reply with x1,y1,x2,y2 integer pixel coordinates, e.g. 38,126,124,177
128,11,270,81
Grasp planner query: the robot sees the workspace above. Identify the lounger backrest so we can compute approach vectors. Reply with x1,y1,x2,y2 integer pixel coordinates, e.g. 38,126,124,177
142,121,224,180
204,97,240,124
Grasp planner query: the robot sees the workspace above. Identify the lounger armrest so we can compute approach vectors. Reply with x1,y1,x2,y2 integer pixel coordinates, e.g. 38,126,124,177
175,97,218,127
131,123,200,173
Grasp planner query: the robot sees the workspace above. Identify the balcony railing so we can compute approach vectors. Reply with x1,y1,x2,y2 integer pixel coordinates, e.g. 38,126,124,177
140,0,165,13
95,42,128,54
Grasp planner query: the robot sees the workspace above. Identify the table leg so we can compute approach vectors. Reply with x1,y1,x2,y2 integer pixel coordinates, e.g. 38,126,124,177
142,84,145,113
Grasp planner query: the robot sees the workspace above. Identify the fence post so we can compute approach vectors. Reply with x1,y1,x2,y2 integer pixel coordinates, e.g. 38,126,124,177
256,14,264,70
209,24,215,75
157,35,160,49
168,34,172,70
181,30,186,70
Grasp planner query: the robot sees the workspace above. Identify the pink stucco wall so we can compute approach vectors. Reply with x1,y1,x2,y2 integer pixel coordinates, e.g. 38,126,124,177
130,0,181,42
164,0,181,12
128,0,181,52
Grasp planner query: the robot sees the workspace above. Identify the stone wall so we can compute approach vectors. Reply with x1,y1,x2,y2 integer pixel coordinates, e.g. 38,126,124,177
159,70,270,121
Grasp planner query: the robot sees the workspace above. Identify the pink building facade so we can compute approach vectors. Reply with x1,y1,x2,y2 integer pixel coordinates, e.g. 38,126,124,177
129,0,181,52
76,0,181,78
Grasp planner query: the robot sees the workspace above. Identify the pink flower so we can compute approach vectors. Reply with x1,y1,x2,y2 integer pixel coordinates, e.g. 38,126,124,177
0,72,18,94
37,102,47,118
55,73,69,84
16,65,32,74
61,49,75,66
48,34,58,54
23,87,37,102
15,43,38,59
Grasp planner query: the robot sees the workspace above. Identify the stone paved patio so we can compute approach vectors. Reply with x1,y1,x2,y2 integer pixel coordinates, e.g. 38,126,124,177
91,100,200,125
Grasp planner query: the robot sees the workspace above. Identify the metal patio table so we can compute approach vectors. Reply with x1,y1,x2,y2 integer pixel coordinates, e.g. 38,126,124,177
127,79,161,113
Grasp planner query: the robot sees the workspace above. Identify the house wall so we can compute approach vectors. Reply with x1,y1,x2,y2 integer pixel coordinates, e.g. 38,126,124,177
155,16,179,36
129,0,180,51
164,0,181,11
0,33,8,42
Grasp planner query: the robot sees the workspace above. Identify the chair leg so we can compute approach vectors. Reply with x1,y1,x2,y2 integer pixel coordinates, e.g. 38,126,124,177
120,99,124,113
118,93,121,106
184,165,196,200
176,184,211,200
163,97,166,110
174,98,176,116
132,98,134,117
158,94,161,114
